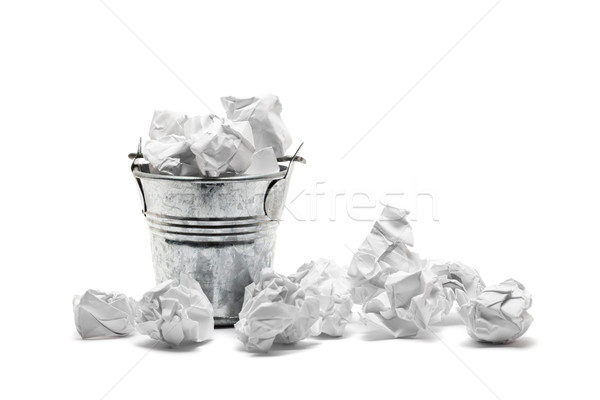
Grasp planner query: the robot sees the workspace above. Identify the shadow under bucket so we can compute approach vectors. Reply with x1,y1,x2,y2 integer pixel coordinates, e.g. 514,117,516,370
130,146,304,326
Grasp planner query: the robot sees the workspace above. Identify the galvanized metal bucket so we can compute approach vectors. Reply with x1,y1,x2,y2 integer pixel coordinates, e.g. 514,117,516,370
130,145,304,326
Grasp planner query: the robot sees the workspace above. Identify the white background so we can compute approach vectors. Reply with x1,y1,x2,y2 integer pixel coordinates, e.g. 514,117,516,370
1,0,599,399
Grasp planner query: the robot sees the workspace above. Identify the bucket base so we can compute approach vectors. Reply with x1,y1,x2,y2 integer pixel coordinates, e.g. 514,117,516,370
215,316,239,327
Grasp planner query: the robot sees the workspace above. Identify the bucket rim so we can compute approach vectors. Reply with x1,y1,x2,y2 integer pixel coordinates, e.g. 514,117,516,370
132,164,288,182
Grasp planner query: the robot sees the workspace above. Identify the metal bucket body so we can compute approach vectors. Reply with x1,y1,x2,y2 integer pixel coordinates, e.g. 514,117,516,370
132,162,293,326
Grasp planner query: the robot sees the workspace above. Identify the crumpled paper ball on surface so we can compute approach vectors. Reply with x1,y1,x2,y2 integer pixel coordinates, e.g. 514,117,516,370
221,94,292,158
460,278,533,344
359,292,420,338
425,261,486,306
189,117,255,177
234,268,319,352
289,259,354,337
135,273,214,347
73,290,137,339
357,269,450,338
348,206,422,305
385,268,451,330
349,206,459,337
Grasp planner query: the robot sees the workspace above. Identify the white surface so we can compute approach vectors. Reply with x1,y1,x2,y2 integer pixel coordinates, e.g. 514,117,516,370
1,0,599,399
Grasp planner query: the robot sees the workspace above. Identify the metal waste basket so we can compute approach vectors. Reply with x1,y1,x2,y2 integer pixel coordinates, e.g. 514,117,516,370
130,147,303,326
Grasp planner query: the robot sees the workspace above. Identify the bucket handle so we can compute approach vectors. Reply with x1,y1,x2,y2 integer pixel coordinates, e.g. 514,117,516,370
129,138,147,215
277,142,305,179
264,143,305,220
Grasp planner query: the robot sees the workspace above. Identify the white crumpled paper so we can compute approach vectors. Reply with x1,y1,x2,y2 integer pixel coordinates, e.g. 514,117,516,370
348,206,534,343
188,116,255,177
460,278,533,344
143,110,199,176
385,268,451,329
425,261,485,306
144,95,293,178
234,268,319,352
144,136,200,176
144,111,256,178
357,269,450,338
348,206,448,337
290,259,354,337
360,292,420,338
73,290,137,339
136,273,214,346
221,94,292,158
348,206,422,305
148,110,188,140
244,146,280,176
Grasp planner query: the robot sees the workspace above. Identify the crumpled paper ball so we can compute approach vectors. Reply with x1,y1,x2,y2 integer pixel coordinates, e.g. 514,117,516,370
143,110,199,176
73,290,137,339
148,110,188,140
357,268,450,338
460,279,533,344
188,116,255,177
143,135,200,176
360,292,420,338
144,112,257,178
348,206,422,305
289,259,354,337
244,146,280,176
221,94,292,157
425,261,486,306
385,268,451,330
349,206,450,337
143,94,294,178
135,273,214,347
234,268,319,352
